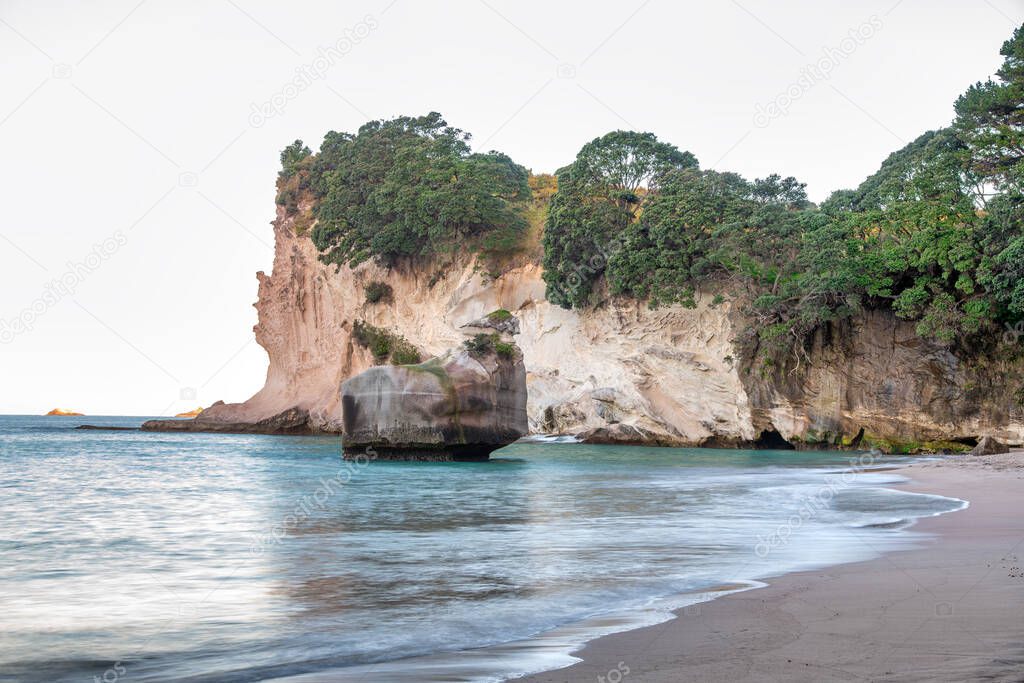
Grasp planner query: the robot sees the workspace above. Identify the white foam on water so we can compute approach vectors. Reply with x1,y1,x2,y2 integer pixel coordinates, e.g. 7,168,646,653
267,582,765,683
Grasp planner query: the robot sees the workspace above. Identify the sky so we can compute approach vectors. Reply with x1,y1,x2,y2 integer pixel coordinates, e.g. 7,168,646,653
0,0,1021,416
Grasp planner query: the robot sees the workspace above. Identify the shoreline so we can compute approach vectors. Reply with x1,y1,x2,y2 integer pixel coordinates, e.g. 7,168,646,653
519,452,1024,682
269,453,992,683
21,419,1020,682
71,417,985,456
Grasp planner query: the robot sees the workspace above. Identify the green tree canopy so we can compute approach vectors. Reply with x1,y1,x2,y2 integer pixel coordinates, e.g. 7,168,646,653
542,131,698,308
276,24,1024,363
606,168,753,307
279,140,311,180
304,112,530,266
955,24,1024,194
540,23,1024,358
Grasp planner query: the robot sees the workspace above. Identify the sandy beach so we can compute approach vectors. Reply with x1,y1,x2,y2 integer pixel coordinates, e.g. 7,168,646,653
520,453,1024,683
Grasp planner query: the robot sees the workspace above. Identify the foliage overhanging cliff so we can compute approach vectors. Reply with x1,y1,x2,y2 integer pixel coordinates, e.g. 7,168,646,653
276,112,533,269
169,24,1024,451
278,25,1024,375
538,24,1024,367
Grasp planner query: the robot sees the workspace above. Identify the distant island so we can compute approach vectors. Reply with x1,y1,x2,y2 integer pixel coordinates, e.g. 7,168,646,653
175,407,204,418
45,408,84,416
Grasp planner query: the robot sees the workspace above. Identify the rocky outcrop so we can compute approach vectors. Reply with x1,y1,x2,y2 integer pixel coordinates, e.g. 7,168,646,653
174,407,204,418
740,313,1024,452
46,408,83,416
141,404,312,435
341,344,528,460
460,310,521,336
970,436,1010,456
147,195,1024,452
75,425,135,431
179,210,754,444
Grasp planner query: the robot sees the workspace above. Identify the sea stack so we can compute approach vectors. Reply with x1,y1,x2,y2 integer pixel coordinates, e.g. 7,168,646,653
341,333,528,461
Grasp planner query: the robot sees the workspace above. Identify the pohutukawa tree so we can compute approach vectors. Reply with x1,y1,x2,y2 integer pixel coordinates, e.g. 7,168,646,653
281,112,531,268
955,24,1024,196
540,22,1024,360
542,131,698,308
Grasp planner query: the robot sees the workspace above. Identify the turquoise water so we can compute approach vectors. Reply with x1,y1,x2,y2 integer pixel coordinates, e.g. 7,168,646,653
0,415,965,682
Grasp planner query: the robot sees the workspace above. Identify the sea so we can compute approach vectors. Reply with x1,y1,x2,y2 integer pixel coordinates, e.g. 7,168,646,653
0,415,967,682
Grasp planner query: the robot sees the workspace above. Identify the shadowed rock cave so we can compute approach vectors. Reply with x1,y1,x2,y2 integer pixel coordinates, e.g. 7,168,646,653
754,429,795,450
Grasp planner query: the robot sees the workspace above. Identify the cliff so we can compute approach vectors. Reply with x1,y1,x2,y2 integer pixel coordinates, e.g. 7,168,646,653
179,202,1024,452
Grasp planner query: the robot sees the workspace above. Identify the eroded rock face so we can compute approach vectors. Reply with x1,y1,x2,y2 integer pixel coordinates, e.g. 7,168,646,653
341,347,527,460
156,199,1024,451
182,204,755,444
741,313,1024,450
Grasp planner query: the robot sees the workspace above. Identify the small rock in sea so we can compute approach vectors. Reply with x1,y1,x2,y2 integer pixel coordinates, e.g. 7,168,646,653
45,408,84,416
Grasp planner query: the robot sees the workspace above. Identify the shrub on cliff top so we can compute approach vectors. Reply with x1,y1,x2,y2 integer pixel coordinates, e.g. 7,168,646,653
390,343,422,365
463,333,495,358
493,340,515,359
276,140,313,217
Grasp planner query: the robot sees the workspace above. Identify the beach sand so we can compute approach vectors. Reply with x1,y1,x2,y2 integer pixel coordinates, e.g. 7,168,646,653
518,452,1024,682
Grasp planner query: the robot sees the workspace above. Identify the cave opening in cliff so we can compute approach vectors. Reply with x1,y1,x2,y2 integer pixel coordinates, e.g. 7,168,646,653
754,429,795,450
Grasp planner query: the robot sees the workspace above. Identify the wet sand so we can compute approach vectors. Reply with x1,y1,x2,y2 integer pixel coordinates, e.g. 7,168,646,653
519,452,1024,682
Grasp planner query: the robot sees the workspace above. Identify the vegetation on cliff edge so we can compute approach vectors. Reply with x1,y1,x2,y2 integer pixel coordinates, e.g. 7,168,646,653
351,321,421,365
278,113,531,269
276,25,1024,367
464,333,515,360
540,24,1024,362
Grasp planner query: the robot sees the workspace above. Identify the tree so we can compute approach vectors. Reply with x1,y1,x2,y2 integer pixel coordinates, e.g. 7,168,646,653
307,113,529,266
542,131,698,308
981,192,1024,315
279,140,311,179
954,24,1024,194
751,174,809,208
607,169,753,307
830,130,990,344
839,130,977,212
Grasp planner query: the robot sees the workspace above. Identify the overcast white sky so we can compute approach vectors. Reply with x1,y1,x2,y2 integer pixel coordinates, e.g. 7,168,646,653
0,0,1020,416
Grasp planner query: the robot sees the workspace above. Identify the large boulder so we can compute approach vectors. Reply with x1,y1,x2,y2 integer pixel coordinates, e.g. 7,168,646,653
970,435,1010,456
341,343,528,460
